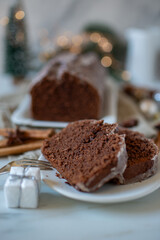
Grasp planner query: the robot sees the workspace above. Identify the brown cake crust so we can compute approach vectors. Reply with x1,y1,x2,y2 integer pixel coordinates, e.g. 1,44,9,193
115,127,159,184
30,53,105,122
42,120,128,192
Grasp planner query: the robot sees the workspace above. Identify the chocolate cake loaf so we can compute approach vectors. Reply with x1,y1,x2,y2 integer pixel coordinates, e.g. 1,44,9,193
115,127,159,184
42,120,128,192
30,53,105,122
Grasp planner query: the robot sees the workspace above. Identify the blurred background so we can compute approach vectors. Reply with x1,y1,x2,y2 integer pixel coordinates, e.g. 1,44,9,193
1,0,160,130
0,0,160,82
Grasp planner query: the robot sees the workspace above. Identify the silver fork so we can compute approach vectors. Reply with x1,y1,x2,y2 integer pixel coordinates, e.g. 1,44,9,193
0,158,53,175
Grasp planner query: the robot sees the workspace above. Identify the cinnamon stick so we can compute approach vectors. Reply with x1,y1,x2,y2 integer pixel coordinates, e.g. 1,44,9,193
0,139,8,148
0,128,55,140
0,140,43,157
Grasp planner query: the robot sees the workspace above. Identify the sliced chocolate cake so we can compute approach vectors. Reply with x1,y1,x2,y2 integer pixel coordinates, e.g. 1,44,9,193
115,127,159,184
30,53,105,122
42,120,128,192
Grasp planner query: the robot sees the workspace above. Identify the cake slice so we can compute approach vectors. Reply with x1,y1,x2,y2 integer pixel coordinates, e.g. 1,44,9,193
115,127,159,184
42,120,128,192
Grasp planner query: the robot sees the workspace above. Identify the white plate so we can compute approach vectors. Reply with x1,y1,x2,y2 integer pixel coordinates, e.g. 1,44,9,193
11,79,118,128
39,154,160,203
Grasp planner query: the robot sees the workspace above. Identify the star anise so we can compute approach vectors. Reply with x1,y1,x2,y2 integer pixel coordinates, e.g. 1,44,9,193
7,127,25,146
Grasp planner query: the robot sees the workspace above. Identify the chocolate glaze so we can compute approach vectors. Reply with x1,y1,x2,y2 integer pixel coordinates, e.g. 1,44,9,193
115,127,159,184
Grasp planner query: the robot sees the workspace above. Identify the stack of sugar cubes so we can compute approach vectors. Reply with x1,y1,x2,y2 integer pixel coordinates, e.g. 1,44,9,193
4,167,41,208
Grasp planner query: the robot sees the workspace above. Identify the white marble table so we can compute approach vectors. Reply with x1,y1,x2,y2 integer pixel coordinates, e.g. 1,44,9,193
0,75,160,240
0,156,160,240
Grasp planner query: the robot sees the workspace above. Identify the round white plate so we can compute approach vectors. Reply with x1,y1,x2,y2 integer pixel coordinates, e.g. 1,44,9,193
40,154,160,203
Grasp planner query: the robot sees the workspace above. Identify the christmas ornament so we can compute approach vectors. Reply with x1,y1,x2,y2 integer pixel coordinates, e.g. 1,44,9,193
123,84,160,120
5,0,29,80
139,99,159,118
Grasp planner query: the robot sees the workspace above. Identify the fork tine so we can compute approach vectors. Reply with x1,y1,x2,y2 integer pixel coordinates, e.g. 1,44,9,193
20,158,52,165
19,160,52,166
23,166,53,170
0,158,53,175
0,164,10,173
22,157,48,161
18,159,52,166
22,157,42,161
15,162,52,167
13,162,53,170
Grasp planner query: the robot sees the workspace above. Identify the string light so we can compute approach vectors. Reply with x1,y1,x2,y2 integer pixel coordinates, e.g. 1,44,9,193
0,16,9,26
101,42,113,52
15,10,25,20
121,70,130,81
72,35,83,46
40,32,124,80
57,35,69,48
97,36,112,52
90,32,101,43
98,37,108,46
101,56,112,67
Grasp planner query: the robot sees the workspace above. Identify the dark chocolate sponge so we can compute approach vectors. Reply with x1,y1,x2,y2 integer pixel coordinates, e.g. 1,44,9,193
42,120,127,192
115,127,159,184
30,53,105,122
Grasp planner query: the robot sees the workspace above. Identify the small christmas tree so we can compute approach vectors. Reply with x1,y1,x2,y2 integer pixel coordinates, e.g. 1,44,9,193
5,0,28,79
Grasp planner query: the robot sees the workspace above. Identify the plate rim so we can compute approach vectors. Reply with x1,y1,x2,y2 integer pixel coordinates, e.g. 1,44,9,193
40,154,160,204
42,178,160,204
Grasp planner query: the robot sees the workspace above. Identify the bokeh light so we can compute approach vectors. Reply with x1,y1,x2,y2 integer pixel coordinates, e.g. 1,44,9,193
15,10,25,20
101,56,112,67
57,35,69,47
90,32,101,43
0,16,9,26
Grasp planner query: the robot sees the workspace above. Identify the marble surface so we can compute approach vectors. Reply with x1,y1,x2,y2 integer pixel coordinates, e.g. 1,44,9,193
0,75,160,240
0,157,160,240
